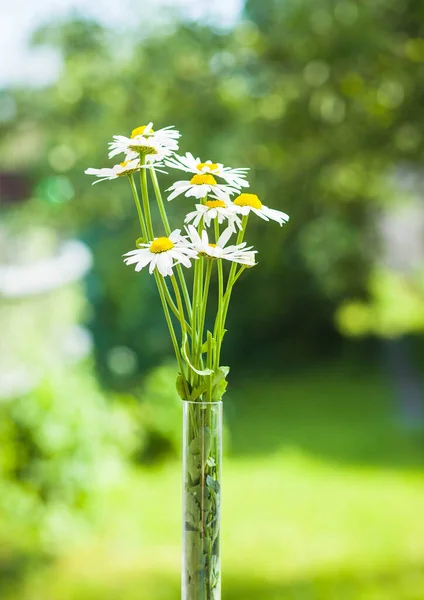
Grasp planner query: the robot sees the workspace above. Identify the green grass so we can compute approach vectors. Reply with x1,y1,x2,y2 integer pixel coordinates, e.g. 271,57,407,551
5,363,424,599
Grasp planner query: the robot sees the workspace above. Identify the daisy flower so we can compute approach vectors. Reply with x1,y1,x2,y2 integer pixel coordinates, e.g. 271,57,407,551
165,152,250,188
108,123,180,162
186,225,257,266
84,159,147,184
167,173,239,202
123,230,197,277
231,193,290,226
184,199,242,231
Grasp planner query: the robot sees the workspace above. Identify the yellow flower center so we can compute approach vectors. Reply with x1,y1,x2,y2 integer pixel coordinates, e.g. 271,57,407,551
197,162,219,172
190,174,217,185
117,160,137,176
149,237,174,253
233,193,263,209
205,200,226,209
131,125,154,138
208,243,217,248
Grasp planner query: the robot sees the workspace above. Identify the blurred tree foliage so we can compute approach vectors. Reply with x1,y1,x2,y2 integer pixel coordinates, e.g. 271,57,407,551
1,0,424,382
0,367,136,554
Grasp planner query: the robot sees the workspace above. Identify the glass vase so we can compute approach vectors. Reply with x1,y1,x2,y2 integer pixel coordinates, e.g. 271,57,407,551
182,400,222,600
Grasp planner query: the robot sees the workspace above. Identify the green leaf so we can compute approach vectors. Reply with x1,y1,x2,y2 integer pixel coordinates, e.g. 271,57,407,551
184,530,199,578
187,452,201,484
206,475,220,495
212,366,229,387
176,374,191,400
212,365,230,401
204,331,217,353
189,427,212,458
203,493,213,513
185,491,200,529
189,382,208,401
181,333,213,376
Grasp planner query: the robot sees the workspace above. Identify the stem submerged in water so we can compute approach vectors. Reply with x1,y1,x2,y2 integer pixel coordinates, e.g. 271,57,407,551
182,401,222,600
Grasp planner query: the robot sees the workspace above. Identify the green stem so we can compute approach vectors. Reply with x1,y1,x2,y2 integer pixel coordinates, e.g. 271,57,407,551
191,259,199,366
196,255,204,367
191,254,205,383
162,278,192,335
213,215,249,367
199,259,213,356
170,275,188,341
170,274,194,386
223,265,248,304
138,158,188,396
213,220,224,370
155,273,189,398
150,168,171,235
149,168,192,318
206,332,213,401
216,265,247,367
225,214,249,297
139,156,154,239
128,174,148,240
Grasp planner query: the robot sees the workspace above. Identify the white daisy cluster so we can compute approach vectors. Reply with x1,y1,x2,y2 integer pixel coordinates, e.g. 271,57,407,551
85,120,291,399
123,226,257,277
109,123,180,162
123,230,196,277
84,122,178,183
85,122,289,235
164,152,289,233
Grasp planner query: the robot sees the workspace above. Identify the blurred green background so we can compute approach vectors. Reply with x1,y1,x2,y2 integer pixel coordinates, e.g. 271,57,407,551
1,0,424,598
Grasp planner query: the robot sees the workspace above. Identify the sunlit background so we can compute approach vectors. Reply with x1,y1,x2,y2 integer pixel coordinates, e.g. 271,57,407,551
1,0,424,598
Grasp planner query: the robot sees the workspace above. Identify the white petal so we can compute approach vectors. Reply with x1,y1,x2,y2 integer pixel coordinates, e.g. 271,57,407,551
169,229,182,242
137,253,154,268
218,226,233,248
169,180,191,190
185,186,204,199
149,255,158,274
184,211,198,224
201,229,210,246
252,208,270,221
123,255,140,265
168,184,190,201
135,257,150,271
156,253,169,276
263,206,290,224
177,254,193,268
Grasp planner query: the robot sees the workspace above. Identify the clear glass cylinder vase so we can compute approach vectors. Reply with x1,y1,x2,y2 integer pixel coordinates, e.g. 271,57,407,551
182,400,222,600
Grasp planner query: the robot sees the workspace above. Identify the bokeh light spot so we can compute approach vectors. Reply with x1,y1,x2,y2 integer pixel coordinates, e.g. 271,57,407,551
309,9,333,35
37,176,75,204
334,1,358,26
339,72,364,97
310,91,346,124
395,124,422,152
336,301,371,337
56,80,83,104
303,60,330,87
377,80,404,109
404,38,424,62
48,145,77,172
259,94,286,120
0,93,16,123
107,346,138,377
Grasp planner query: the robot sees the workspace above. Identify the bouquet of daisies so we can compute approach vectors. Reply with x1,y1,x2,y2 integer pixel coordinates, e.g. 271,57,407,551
86,122,289,599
